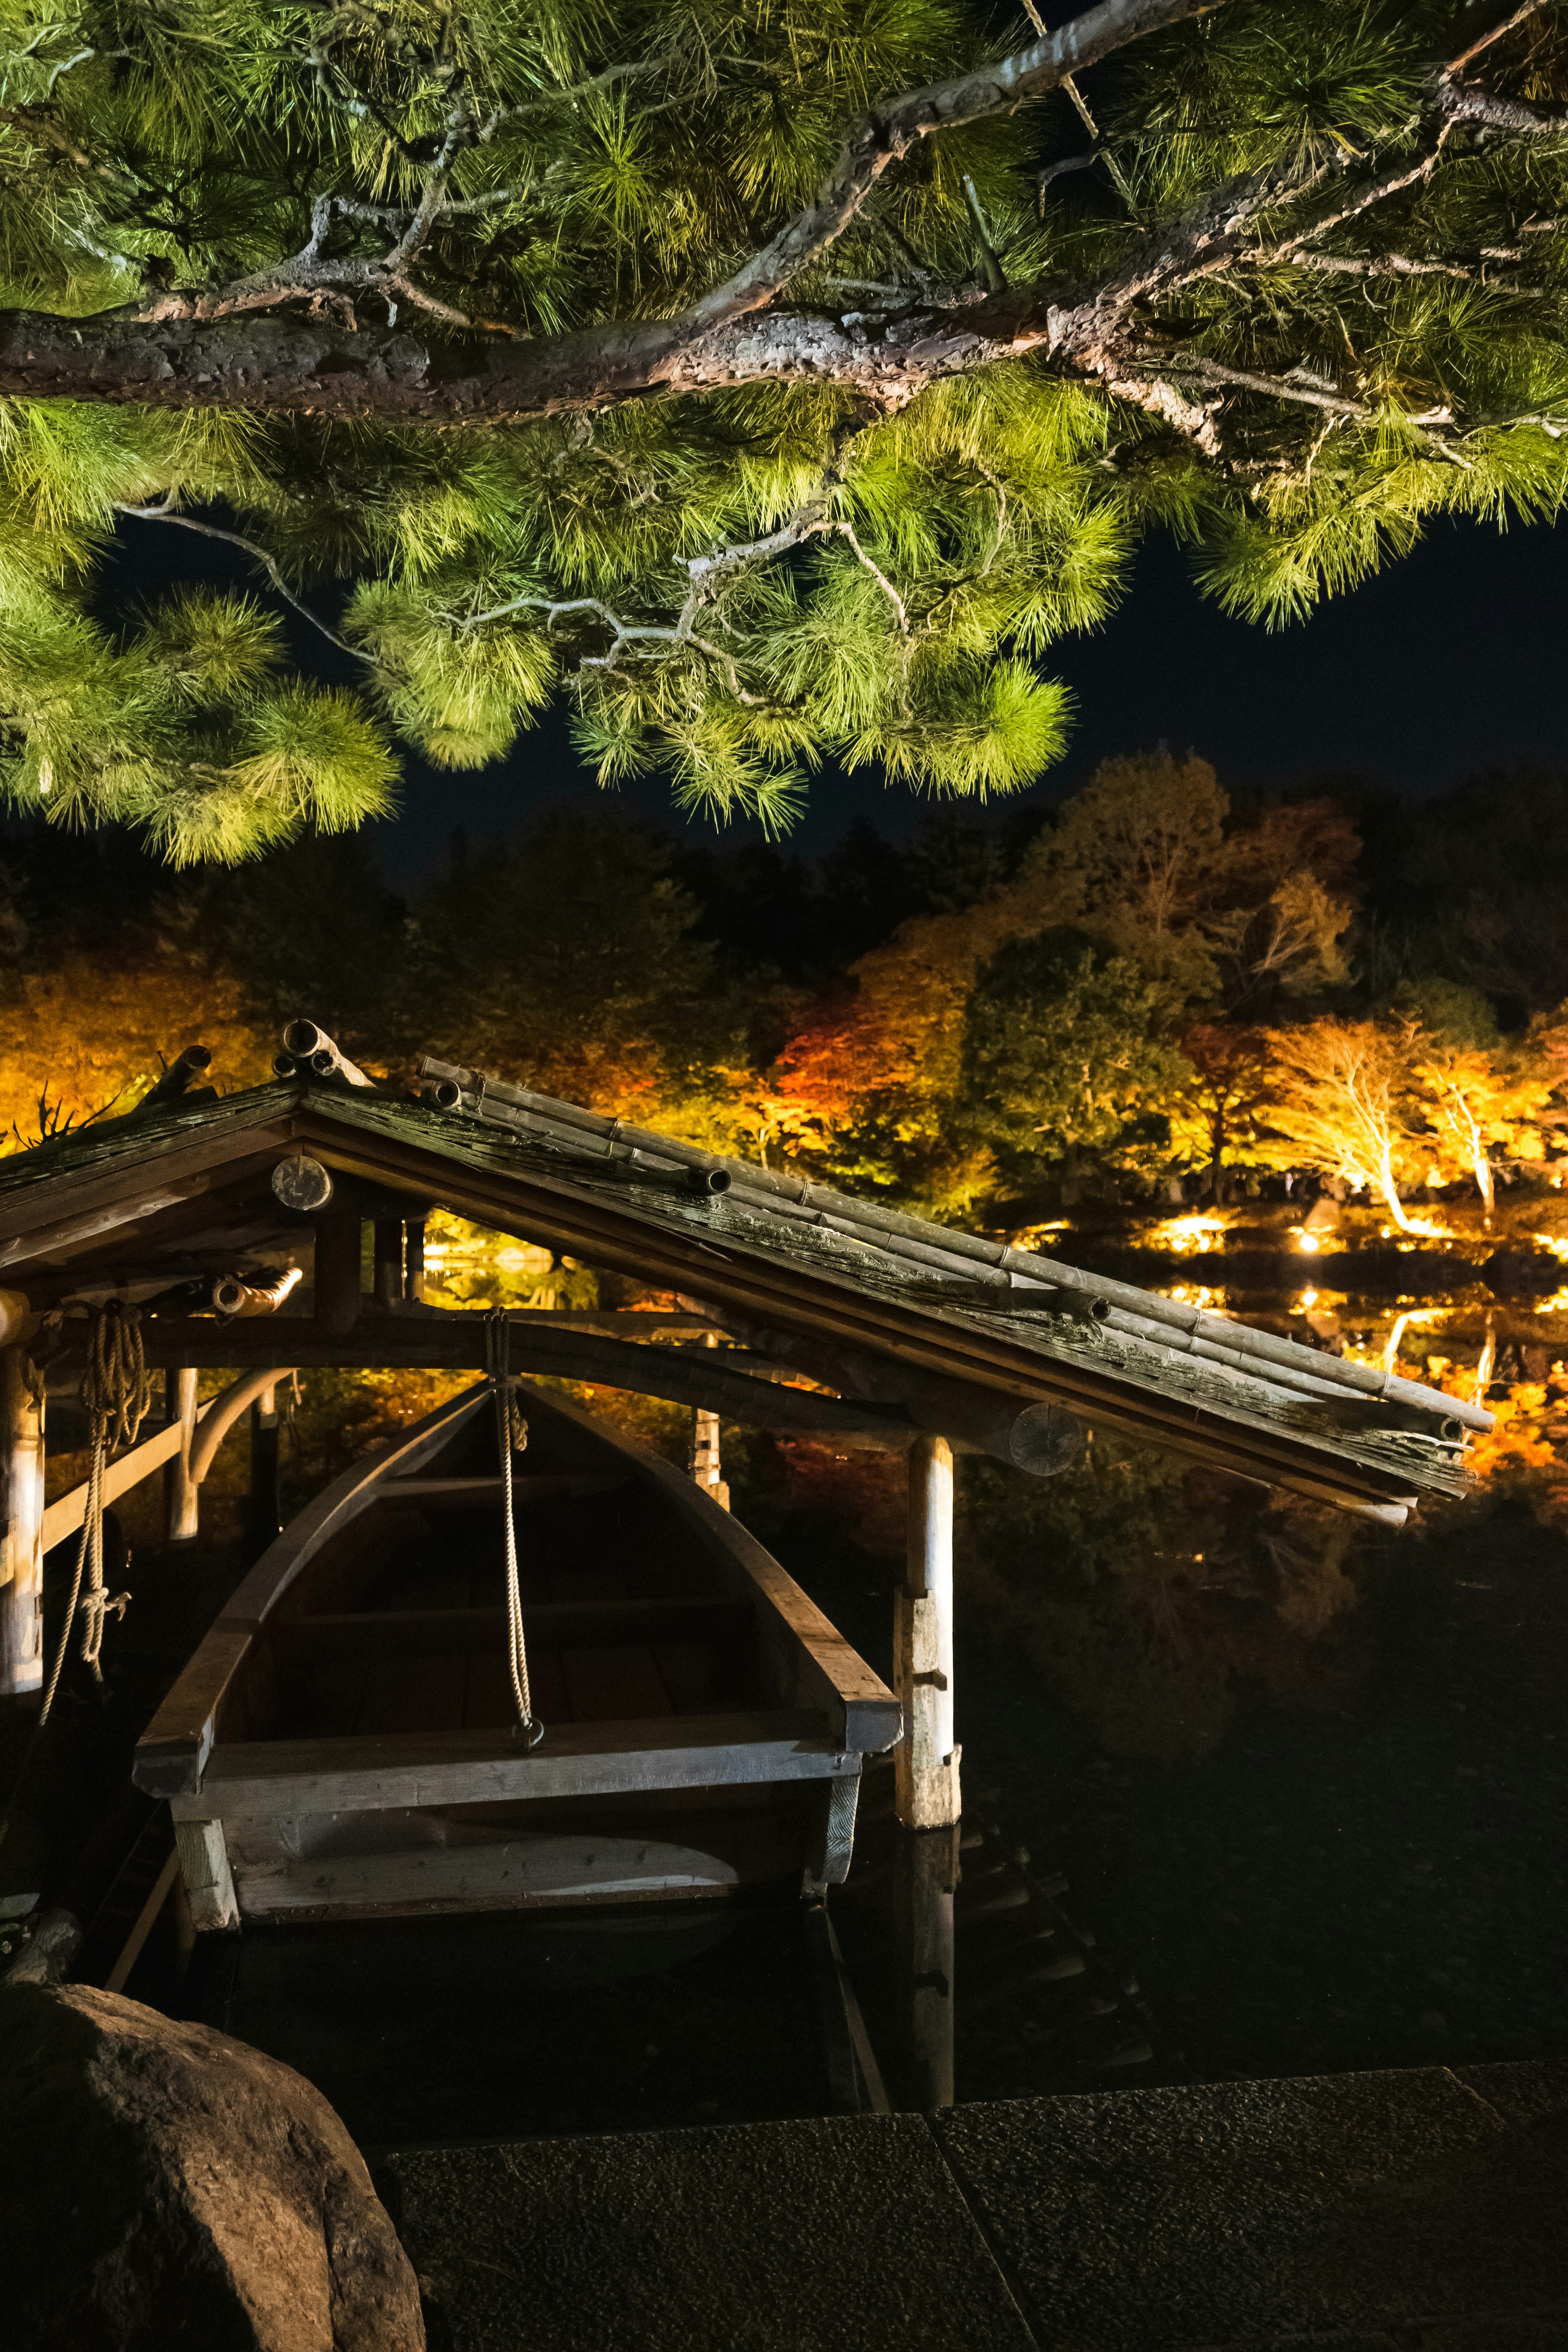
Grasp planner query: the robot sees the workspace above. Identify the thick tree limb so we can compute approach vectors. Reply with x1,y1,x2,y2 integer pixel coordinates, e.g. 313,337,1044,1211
0,294,1062,421
0,6,1552,463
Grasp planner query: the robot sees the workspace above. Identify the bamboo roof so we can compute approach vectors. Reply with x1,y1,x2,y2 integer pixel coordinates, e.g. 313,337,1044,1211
0,1051,1489,1522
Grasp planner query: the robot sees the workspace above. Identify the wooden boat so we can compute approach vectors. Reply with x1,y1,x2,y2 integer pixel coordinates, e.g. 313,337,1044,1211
133,1381,901,1929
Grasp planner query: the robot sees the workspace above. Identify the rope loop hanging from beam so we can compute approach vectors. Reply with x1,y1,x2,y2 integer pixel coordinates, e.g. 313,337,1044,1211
486,1310,543,1749
40,1303,155,1722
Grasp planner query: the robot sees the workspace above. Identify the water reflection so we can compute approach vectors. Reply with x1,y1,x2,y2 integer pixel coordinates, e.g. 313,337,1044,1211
763,1271,1568,2096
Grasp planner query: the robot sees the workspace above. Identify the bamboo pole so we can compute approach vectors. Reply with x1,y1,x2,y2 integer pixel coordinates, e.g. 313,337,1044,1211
895,1434,960,1830
0,1344,45,1695
163,1367,199,1544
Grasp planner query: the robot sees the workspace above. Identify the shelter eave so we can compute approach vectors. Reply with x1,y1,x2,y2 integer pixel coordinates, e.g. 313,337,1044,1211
0,1081,1472,1515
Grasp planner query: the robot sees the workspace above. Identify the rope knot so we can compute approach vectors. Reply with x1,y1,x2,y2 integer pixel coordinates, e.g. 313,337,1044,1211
39,1302,156,1717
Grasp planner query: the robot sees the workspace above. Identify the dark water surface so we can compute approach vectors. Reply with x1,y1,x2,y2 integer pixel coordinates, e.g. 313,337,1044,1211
773,1492,1568,2099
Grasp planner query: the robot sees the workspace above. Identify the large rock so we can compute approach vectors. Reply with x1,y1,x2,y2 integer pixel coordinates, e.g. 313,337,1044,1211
0,1978,424,2352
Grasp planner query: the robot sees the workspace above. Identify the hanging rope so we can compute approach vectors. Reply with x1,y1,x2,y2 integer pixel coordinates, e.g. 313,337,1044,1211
486,1310,542,1748
38,1304,154,1725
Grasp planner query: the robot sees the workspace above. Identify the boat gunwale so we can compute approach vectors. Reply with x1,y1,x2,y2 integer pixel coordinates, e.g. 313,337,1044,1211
134,1379,900,1802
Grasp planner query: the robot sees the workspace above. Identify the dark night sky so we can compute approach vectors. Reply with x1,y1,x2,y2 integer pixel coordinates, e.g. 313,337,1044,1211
110,505,1568,883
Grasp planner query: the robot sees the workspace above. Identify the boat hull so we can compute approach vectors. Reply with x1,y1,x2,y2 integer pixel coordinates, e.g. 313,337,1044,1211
138,1379,897,1927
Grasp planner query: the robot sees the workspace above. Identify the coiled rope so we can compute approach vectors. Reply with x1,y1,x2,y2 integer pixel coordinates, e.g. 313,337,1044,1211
39,1303,155,1725
486,1310,542,1748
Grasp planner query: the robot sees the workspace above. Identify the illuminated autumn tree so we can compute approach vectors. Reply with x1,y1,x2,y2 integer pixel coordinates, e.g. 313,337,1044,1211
1168,1024,1277,1204
1018,749,1232,994
760,749,1365,1204
1204,872,1354,1016
0,949,273,1149
1007,753,1358,1006
1261,1018,1426,1231
1411,1045,1551,1223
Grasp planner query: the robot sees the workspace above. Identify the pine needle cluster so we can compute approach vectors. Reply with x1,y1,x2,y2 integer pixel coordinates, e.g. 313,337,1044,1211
0,0,1560,856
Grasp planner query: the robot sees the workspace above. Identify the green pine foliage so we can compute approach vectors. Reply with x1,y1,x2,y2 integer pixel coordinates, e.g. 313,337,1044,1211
0,0,1561,858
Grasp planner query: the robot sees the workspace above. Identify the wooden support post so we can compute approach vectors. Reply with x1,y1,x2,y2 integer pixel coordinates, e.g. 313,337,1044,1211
247,1383,281,1559
314,1203,363,1337
372,1218,404,1313
894,1821,958,2110
0,1345,45,1695
164,1367,199,1545
174,1817,238,1932
691,1330,729,1510
404,1218,426,1305
895,1433,960,1829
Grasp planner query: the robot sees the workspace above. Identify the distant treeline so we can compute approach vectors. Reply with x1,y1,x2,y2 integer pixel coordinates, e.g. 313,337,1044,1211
4,751,1567,1229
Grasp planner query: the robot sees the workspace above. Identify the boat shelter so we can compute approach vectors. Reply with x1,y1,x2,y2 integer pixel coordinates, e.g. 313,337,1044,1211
0,1029,1492,2107
0,1029,1485,1727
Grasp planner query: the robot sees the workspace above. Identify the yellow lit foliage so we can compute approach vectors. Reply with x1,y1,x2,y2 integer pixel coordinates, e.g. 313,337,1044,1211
1260,1019,1427,1231
1411,1047,1552,1214
0,950,274,1149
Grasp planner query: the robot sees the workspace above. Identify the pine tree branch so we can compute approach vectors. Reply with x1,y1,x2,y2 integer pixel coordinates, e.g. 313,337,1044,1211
1168,357,1371,416
837,523,911,632
0,13,1555,454
447,419,903,684
1290,251,1481,280
447,589,766,704
1446,0,1555,77
1434,79,1568,140
679,0,1231,338
113,503,384,670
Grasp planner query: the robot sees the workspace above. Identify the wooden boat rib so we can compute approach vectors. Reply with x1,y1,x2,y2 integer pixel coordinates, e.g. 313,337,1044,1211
134,1380,901,1927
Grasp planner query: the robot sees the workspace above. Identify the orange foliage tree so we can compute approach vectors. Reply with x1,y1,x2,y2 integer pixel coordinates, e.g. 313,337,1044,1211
764,753,1360,1208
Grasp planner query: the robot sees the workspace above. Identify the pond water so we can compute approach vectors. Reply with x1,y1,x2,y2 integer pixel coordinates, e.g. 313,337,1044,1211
756,1250,1568,2103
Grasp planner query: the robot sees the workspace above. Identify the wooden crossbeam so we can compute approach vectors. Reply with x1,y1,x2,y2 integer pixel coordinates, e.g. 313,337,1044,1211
170,1709,859,1820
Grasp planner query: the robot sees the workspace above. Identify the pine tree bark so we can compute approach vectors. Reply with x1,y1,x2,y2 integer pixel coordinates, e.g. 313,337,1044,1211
0,295,1065,423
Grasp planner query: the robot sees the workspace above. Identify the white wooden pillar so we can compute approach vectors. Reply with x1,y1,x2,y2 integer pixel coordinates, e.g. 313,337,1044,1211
164,1367,199,1544
0,1344,46,1695
895,1434,960,1828
691,1332,730,1510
